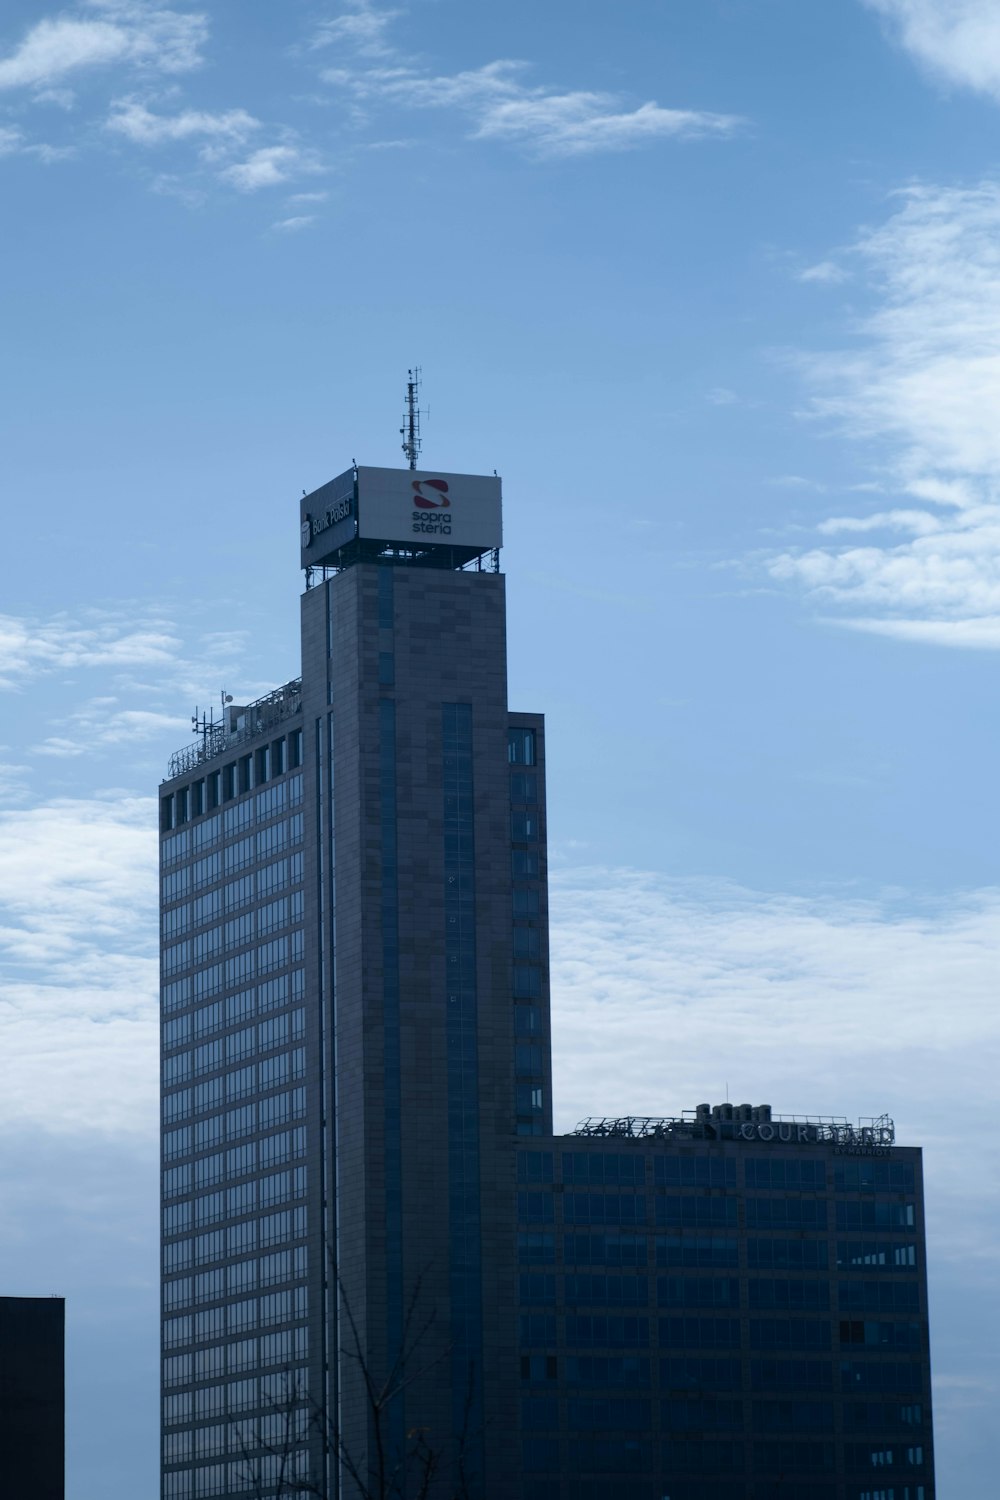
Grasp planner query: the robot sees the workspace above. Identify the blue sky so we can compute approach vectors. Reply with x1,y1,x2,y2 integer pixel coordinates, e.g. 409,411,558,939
1,0,999,1492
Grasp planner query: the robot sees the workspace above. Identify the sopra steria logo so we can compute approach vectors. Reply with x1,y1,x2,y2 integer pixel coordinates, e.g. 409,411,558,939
412,477,452,536
412,478,450,508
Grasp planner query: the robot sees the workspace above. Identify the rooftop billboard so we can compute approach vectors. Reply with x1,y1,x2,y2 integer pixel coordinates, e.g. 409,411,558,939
300,465,502,568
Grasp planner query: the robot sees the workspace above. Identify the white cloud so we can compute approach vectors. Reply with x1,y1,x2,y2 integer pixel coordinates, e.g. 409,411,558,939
221,144,322,192
36,701,189,757
323,51,741,159
0,795,158,1135
865,0,1000,99
0,610,181,689
769,183,1000,645
798,259,849,284
271,214,315,232
311,1,400,58
0,2,206,92
107,98,257,144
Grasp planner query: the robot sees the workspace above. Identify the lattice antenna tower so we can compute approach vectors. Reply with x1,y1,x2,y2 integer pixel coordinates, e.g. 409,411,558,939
400,366,423,470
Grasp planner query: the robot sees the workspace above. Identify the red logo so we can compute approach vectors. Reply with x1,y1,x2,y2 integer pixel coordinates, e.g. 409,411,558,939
412,478,450,509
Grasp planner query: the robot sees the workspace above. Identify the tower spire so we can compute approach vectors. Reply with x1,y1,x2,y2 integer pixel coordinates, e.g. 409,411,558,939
400,366,422,470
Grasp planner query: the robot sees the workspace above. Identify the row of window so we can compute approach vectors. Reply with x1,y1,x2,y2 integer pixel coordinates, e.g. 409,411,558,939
162,730,303,834
163,970,304,1026
523,1395,924,1434
518,1195,917,1232
519,1153,917,1195
163,852,304,909
164,890,304,945
164,1123,305,1173
163,1097,307,1165
163,1288,308,1350
163,1325,309,1386
518,1273,918,1314
521,1229,919,1269
518,1355,923,1394
163,1160,307,1211
163,961,306,1017
164,1009,305,1066
163,1021,306,1083
163,1187,308,1243
164,1459,311,1498
521,1436,927,1475
164,1247,306,1310
163,816,304,890
164,1410,308,1462
163,1053,307,1117
163,1367,307,1426
519,1319,925,1356
165,931,305,984
163,772,304,848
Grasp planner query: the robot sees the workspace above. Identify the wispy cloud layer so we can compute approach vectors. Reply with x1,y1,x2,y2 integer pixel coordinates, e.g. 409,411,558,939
318,12,742,159
106,97,258,144
0,1,206,92
865,0,1000,99
771,183,1000,645
0,610,180,689
0,795,158,1136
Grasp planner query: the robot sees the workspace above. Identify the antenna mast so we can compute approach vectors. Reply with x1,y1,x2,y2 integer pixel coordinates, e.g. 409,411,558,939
400,367,422,470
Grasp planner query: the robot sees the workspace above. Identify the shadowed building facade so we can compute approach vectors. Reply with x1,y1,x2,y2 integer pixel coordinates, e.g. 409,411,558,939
159,461,933,1500
0,1295,65,1500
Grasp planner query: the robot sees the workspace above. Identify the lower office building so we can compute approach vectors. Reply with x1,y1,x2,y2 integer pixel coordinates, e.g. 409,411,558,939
159,460,933,1498
0,1294,65,1500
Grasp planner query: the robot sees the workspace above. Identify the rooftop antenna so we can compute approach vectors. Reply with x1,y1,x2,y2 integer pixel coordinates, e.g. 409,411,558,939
400,366,423,470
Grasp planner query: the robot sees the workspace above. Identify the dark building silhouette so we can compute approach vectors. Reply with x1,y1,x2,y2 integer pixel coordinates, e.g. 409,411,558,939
159,460,934,1499
0,1295,65,1500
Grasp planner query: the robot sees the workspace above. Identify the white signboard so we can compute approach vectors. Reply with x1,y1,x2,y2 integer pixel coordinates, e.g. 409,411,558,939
356,466,502,551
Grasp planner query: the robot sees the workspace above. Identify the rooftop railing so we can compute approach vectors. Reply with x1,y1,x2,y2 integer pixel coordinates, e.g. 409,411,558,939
165,678,302,781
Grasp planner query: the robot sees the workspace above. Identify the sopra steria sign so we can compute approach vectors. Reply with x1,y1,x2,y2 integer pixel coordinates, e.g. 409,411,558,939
299,464,503,568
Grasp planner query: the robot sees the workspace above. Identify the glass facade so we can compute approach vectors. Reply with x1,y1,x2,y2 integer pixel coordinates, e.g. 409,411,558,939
161,749,316,1499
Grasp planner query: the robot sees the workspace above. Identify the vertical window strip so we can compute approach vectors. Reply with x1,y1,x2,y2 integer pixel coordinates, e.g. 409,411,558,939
378,694,405,1463
442,702,485,1478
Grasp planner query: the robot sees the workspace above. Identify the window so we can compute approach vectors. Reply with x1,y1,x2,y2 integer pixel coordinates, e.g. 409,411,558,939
225,914,253,951
162,979,192,1015
192,853,221,891
513,966,541,998
656,1157,736,1188
194,1078,223,1113
512,850,539,878
163,905,191,940
508,728,537,765
227,1299,257,1334
226,1028,255,1065
511,811,539,841
164,1127,191,1162
193,965,223,1001
289,729,303,768
259,897,290,937
513,888,540,917
510,772,537,804
227,1104,256,1139
193,888,221,924
223,876,253,913
194,1155,224,1188
746,1158,826,1190
514,928,541,959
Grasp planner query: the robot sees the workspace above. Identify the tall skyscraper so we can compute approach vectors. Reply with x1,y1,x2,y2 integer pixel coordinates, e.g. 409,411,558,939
160,457,934,1499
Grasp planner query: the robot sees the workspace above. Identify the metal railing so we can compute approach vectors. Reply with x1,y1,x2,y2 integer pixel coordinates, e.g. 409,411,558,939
571,1113,896,1147
166,679,303,780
